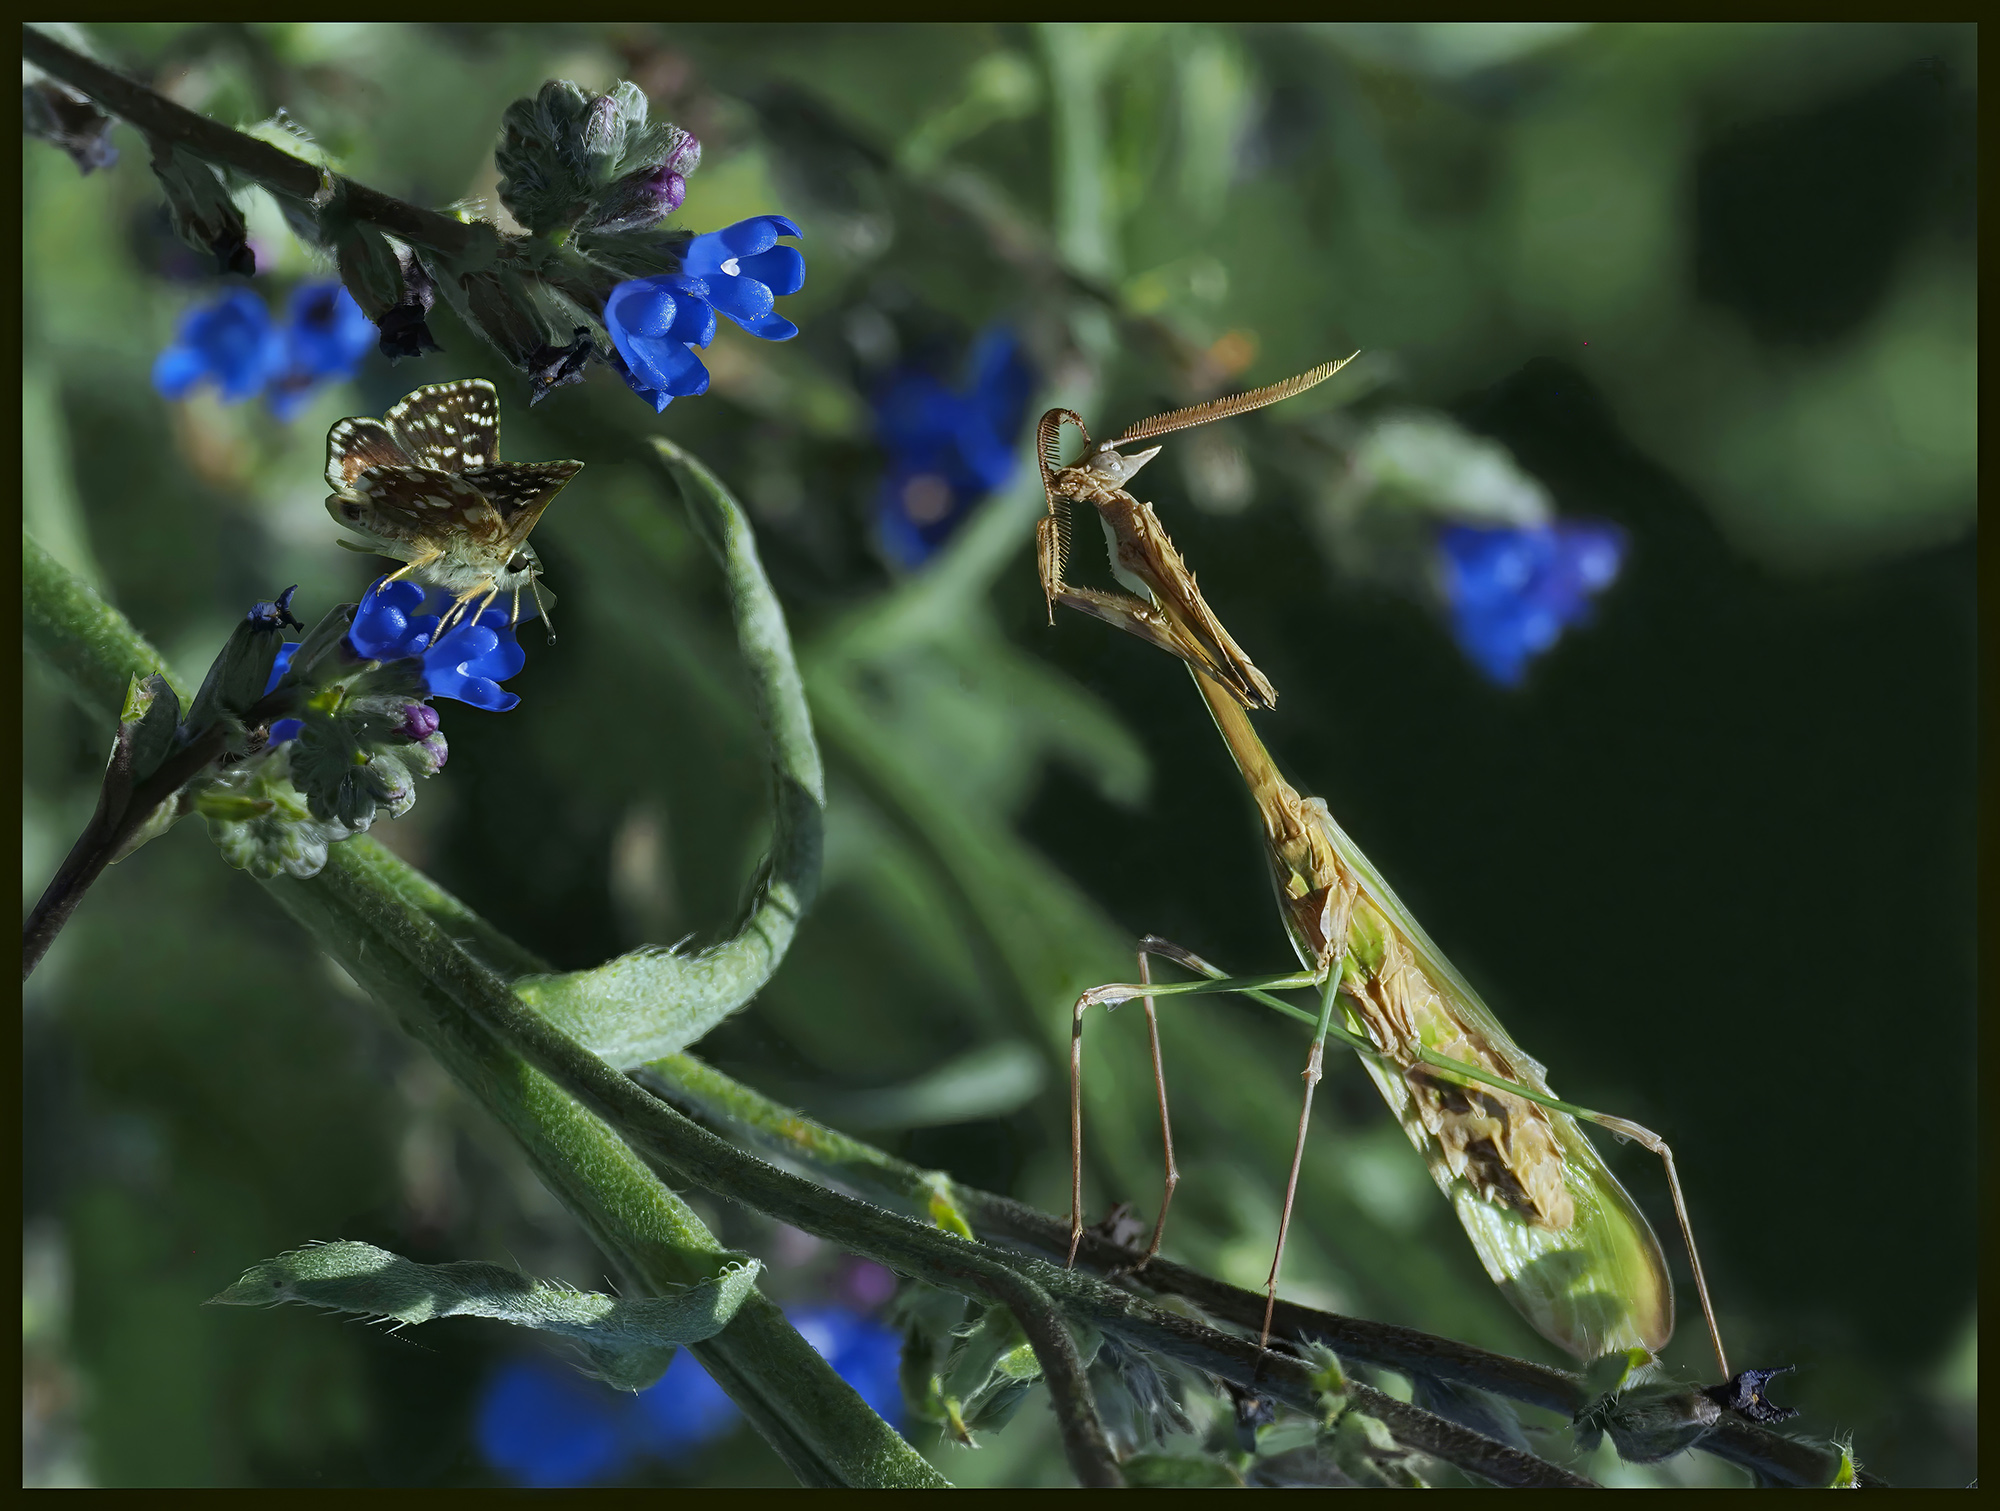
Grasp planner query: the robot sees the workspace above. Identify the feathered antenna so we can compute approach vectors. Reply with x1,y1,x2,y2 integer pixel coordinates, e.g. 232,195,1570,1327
1112,354,1359,447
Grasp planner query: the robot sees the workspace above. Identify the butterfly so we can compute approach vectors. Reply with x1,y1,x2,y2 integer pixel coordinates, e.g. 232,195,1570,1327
323,378,582,638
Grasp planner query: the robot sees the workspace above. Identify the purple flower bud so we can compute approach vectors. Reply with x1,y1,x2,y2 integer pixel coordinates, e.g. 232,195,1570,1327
405,730,449,777
586,163,688,236
665,129,701,179
399,703,441,741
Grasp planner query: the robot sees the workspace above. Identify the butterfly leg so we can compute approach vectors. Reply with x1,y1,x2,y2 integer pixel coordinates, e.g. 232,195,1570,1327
436,580,501,639
375,547,446,592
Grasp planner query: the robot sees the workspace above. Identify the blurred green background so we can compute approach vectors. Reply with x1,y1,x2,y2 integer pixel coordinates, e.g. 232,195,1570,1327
22,21,1973,1488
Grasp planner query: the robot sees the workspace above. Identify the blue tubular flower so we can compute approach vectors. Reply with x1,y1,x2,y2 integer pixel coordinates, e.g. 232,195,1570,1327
873,326,1033,568
679,215,805,340
347,578,531,712
151,287,285,403
786,1305,905,1429
267,282,376,419
476,1358,635,1488
1438,519,1628,686
423,609,529,712
602,273,716,413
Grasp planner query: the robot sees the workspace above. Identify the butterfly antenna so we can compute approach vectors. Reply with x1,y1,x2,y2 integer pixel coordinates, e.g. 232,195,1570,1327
1111,354,1360,447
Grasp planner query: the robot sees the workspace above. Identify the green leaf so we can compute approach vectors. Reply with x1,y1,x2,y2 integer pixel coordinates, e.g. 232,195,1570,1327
211,1241,765,1392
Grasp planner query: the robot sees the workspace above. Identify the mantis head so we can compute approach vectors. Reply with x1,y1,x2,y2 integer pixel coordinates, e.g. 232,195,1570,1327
1082,440,1163,486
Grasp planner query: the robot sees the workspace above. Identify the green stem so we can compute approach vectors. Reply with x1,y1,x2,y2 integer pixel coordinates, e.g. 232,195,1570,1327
637,1049,1876,1491
23,532,941,1491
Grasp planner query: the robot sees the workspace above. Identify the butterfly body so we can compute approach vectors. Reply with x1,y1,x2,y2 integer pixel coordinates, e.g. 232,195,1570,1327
324,379,581,634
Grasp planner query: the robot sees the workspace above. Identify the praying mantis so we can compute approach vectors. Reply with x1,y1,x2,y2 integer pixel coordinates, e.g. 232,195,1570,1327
1036,359,1730,1378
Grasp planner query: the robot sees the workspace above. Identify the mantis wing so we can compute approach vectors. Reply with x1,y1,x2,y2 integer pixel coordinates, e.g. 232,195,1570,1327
1313,802,1675,1362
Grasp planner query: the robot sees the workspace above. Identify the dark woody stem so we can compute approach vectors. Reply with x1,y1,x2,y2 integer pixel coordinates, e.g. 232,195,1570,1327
21,24,496,263
21,690,291,981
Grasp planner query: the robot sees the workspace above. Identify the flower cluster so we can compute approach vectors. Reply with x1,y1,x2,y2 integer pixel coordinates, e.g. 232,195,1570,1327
870,327,1034,568
601,215,806,413
1437,520,1627,686
152,281,376,419
187,578,530,880
475,1305,903,1488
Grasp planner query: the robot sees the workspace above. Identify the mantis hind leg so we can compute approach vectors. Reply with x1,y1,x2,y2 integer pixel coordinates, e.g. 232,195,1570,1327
1065,939,1322,1275
1117,944,1179,1278
1257,884,1357,1355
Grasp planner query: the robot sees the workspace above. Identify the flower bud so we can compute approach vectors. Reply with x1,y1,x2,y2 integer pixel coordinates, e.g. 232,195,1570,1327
527,328,595,405
1701,1365,1799,1426
1596,1385,1722,1464
147,138,254,276
585,163,687,236
22,76,118,174
402,730,449,777
185,587,304,755
376,247,443,361
398,703,441,742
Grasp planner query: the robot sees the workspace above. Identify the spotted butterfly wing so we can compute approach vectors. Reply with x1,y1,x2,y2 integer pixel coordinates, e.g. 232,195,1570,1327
383,378,500,471
463,460,585,548
336,467,505,547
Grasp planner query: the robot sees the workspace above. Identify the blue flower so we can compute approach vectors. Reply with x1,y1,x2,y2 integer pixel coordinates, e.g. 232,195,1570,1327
679,215,805,341
476,1358,634,1489
601,216,804,412
1437,520,1627,686
267,282,376,419
472,1302,904,1487
873,326,1034,568
348,578,531,712
630,1349,743,1462
786,1305,905,1429
263,642,303,745
151,287,285,404
603,273,716,413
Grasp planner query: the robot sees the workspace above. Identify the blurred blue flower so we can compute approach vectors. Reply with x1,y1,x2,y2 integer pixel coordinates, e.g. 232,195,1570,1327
349,578,532,712
473,1301,905,1487
151,287,285,404
631,1348,743,1461
603,273,716,413
679,215,806,341
786,1305,905,1428
1437,520,1627,686
476,1358,633,1489
267,282,376,419
873,327,1033,568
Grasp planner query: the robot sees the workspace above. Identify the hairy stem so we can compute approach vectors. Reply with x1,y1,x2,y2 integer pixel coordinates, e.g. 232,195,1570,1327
22,23,492,261
639,1048,1878,1490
